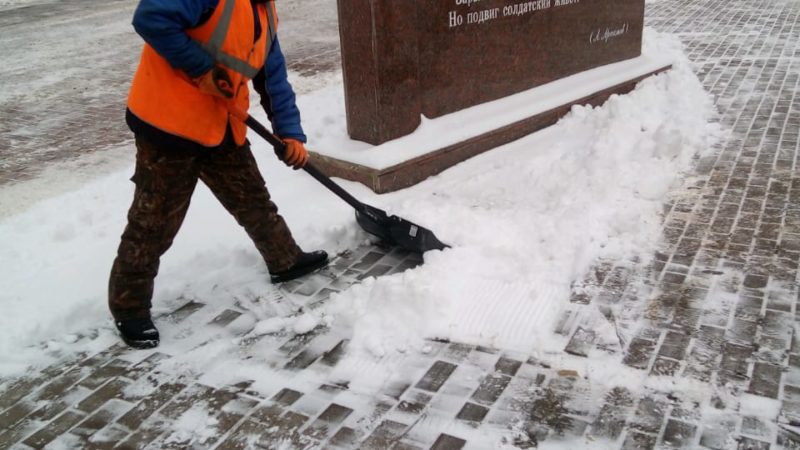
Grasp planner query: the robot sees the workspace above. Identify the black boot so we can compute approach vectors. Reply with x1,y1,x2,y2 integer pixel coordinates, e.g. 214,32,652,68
270,250,329,283
115,318,160,349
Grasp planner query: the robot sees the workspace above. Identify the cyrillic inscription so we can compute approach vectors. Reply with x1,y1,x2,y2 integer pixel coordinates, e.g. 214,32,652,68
448,0,585,28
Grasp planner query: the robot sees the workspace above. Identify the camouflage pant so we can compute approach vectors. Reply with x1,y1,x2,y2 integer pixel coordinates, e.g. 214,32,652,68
108,136,301,320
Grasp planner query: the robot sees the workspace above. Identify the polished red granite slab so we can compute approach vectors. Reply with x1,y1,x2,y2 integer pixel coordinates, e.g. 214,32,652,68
337,0,645,145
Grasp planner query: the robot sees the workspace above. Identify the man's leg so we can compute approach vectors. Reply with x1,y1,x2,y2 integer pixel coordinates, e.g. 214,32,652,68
198,142,302,274
108,137,199,321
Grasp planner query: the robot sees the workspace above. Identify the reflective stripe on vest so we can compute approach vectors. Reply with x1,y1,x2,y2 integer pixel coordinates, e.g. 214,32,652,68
127,0,277,148
200,0,277,79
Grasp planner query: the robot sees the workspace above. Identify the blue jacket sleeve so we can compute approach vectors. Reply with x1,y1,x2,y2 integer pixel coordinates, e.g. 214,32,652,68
263,38,306,142
132,0,217,78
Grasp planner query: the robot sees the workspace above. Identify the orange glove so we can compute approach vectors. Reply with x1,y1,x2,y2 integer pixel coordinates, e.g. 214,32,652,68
194,66,234,99
281,138,308,169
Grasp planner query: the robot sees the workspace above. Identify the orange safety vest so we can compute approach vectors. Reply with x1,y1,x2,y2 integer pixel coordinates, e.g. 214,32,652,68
127,0,278,147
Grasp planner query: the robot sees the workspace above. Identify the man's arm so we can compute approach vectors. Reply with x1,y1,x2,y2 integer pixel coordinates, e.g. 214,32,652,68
255,37,306,142
132,0,218,78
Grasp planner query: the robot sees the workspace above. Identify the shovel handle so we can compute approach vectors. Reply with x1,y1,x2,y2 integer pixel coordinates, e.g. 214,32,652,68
237,112,367,213
230,108,286,152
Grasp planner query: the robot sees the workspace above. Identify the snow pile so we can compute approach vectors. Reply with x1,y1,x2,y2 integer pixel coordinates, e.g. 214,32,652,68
321,29,720,357
248,311,324,337
0,29,718,377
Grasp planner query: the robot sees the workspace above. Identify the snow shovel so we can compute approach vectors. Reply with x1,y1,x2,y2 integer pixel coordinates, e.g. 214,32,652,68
238,112,449,253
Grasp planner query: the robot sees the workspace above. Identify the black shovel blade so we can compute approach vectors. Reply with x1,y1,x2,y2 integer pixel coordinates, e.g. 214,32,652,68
240,115,450,253
355,204,449,253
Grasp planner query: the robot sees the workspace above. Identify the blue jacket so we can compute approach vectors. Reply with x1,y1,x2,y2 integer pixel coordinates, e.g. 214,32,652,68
130,0,305,142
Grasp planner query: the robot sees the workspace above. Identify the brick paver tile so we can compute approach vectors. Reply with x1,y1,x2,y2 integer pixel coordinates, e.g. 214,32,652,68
116,382,187,430
661,419,698,448
429,433,466,450
415,361,457,393
621,431,657,450
329,426,362,448
302,403,354,440
0,374,51,410
0,400,37,431
623,337,658,370
22,409,86,448
359,419,407,449
115,426,164,450
455,402,489,425
0,400,71,448
748,362,782,399
470,373,512,406
589,387,635,440
76,378,130,413
212,418,263,450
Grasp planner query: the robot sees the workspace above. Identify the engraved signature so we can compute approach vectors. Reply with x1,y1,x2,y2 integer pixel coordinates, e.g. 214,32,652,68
589,23,629,44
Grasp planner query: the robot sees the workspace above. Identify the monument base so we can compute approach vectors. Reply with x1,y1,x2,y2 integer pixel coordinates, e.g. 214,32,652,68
310,54,672,194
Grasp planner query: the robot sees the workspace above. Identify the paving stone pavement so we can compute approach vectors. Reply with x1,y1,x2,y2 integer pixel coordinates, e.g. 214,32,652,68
3,0,800,449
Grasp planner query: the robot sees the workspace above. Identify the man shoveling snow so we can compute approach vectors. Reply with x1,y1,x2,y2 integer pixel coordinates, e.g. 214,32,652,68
108,0,327,349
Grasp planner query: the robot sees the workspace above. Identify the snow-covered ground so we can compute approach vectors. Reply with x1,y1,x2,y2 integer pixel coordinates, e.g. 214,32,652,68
0,29,720,381
0,0,45,10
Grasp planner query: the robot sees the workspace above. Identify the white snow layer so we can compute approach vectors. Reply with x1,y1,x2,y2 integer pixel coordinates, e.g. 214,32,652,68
0,29,720,378
0,0,46,11
304,45,674,171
